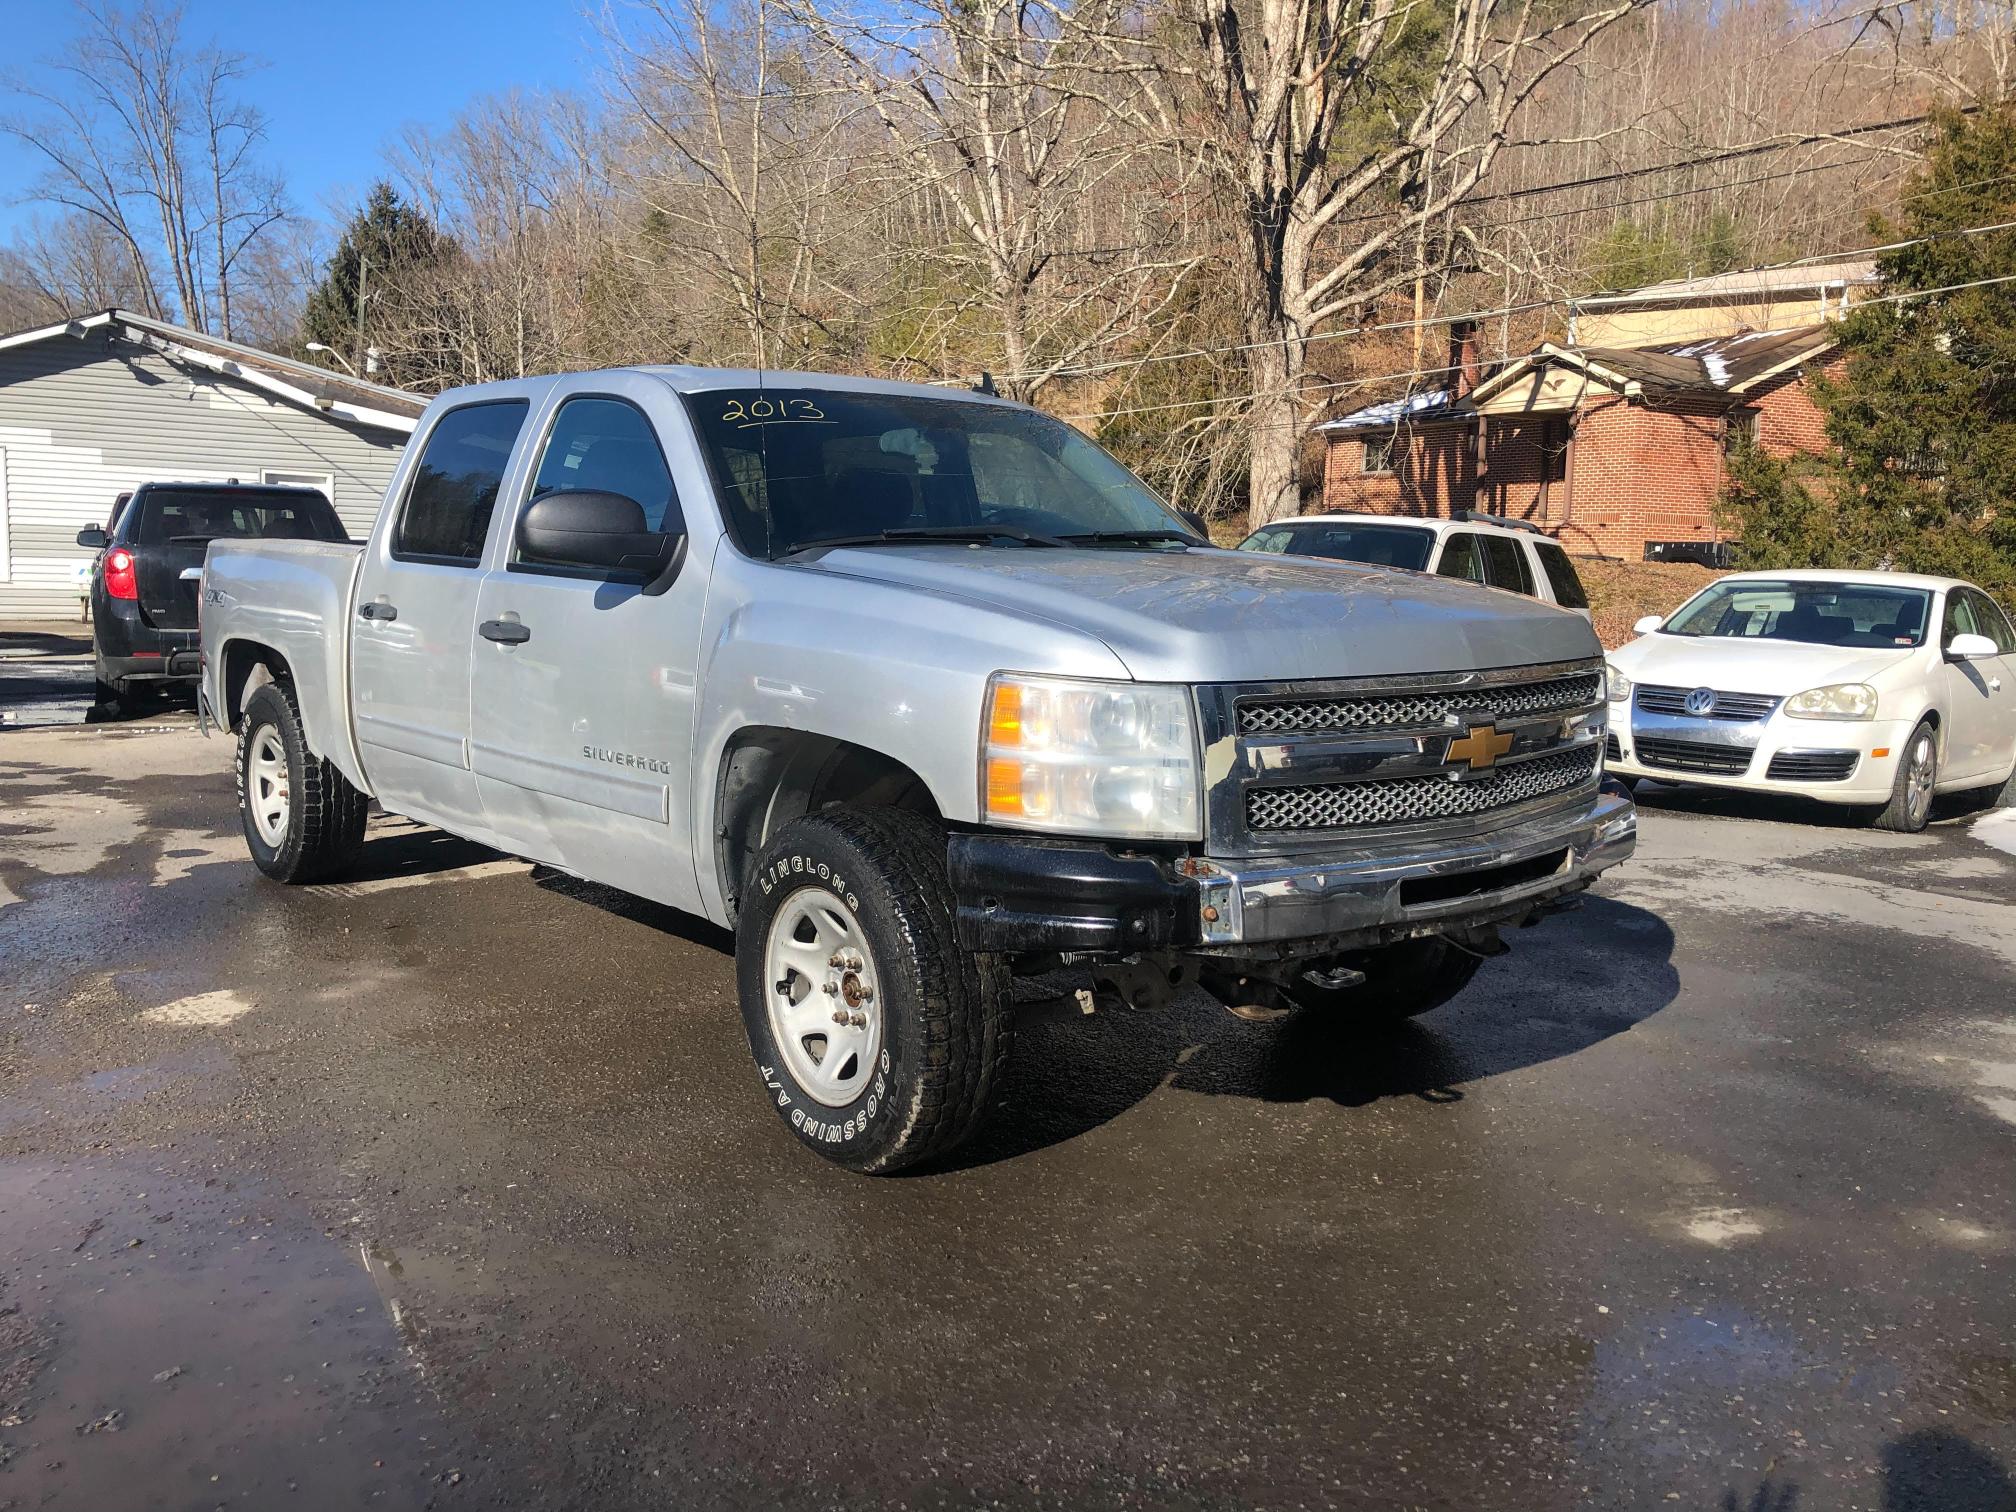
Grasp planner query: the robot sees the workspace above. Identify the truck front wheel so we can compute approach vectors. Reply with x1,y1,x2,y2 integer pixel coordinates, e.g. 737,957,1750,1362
235,681,368,883
736,807,1010,1174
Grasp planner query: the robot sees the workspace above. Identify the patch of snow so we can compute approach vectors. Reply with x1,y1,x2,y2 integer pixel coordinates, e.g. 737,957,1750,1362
140,990,255,1027
1968,808,2016,858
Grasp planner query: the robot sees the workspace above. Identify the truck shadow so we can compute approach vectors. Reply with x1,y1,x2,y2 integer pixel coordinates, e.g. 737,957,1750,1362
943,893,1679,1171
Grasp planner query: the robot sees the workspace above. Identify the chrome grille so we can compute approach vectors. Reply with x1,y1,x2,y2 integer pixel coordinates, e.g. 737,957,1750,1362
1240,671,1601,735
1635,685,1780,721
1246,747,1600,832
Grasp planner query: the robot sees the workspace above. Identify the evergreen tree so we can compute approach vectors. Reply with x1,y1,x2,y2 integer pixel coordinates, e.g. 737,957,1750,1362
300,183,447,381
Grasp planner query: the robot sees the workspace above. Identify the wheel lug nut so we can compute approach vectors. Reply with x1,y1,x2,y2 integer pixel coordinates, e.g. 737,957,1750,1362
858,985,873,1001
832,1009,849,1025
850,1012,867,1028
822,981,838,995
828,954,843,968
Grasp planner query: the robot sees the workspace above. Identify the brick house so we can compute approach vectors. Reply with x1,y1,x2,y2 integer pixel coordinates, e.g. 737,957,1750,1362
1316,324,1840,562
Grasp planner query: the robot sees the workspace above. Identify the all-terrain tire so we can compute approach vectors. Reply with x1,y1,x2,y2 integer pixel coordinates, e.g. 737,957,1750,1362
1864,716,1940,833
1281,936,1484,1022
235,681,368,883
735,806,1010,1174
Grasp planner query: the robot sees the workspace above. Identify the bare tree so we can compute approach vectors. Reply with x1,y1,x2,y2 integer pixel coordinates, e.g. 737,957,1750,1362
1,0,288,336
1155,0,1652,526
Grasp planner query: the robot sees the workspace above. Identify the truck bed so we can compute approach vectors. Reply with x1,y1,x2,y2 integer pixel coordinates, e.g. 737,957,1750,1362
199,539,369,791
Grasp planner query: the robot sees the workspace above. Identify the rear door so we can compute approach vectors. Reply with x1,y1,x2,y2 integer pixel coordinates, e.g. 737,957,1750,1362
1478,533,1537,598
1531,539,1592,617
1958,588,2016,777
351,398,532,838
467,378,707,914
1937,588,2000,781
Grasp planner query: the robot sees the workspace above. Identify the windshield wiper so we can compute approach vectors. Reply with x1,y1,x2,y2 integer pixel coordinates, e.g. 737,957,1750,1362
788,525,1068,554
1056,529,1198,547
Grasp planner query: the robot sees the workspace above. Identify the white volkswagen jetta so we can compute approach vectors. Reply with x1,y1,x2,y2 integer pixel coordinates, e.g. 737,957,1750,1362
1605,570,2016,831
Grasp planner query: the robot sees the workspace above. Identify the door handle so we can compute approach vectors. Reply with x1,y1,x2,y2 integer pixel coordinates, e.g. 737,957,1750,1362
358,601,398,621
480,619,531,645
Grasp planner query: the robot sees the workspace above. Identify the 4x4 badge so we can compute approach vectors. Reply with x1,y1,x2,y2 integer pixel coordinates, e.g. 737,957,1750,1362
1447,723,1516,771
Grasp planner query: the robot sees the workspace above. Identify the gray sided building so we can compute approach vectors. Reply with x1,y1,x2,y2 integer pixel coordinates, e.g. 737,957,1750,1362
0,310,423,621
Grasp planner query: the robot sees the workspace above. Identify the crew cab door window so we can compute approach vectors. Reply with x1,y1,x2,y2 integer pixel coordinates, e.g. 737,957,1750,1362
393,401,529,564
1480,534,1535,595
515,397,685,570
1435,532,1486,584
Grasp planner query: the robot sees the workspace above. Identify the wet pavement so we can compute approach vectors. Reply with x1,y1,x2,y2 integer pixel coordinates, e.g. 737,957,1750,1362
2,713,2014,1510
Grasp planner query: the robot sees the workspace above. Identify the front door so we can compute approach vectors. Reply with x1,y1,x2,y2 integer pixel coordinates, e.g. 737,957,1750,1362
468,381,707,915
1942,588,2016,781
351,398,532,839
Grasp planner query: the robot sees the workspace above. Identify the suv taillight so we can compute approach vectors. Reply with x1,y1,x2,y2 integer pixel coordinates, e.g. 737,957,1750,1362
104,546,138,600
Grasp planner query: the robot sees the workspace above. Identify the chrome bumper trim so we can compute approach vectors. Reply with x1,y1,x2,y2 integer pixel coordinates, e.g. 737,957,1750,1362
1187,786,1637,947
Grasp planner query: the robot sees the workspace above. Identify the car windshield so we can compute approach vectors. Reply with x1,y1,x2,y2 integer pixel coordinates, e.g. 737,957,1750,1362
684,388,1198,559
1663,579,1933,648
133,488,347,545
1237,521,1435,571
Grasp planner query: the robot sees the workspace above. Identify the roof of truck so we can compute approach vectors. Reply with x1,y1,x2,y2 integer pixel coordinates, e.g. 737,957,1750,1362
424,366,1021,411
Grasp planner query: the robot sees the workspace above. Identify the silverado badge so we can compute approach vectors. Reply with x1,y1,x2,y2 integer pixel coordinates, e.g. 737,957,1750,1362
1446,723,1516,772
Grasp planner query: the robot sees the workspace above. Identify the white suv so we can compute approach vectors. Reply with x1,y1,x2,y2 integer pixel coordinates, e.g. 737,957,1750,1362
1236,511,1592,617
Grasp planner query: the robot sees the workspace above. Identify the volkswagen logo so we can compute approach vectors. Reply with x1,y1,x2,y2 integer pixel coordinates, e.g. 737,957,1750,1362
1683,687,1718,716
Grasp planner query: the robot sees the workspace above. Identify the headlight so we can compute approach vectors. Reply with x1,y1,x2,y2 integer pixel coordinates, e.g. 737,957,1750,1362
1605,663,1633,703
1784,682,1877,720
982,673,1201,840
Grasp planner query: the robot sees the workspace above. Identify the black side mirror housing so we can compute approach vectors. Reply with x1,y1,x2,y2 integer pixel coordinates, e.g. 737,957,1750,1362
1178,509,1211,541
516,490,687,596
76,525,109,550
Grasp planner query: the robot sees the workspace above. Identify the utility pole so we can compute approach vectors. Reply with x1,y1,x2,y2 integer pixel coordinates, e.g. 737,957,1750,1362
355,254,370,377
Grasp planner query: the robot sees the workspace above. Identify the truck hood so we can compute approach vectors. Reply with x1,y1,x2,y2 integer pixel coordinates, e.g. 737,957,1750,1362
1608,632,1919,693
801,545,1599,681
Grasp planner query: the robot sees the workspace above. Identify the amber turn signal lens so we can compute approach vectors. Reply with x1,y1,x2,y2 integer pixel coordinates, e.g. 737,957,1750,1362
988,681,1023,748
986,757,1025,815
1871,747,1890,758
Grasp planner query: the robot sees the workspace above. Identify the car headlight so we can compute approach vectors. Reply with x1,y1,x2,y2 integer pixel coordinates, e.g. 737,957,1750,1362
1784,682,1877,720
1605,663,1633,703
982,673,1201,840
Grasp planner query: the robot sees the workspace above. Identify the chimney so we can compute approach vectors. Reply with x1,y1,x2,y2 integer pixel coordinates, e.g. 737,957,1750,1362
1448,319,1482,398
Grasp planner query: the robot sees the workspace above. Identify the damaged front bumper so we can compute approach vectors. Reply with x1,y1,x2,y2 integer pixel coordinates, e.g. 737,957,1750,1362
948,780,1638,958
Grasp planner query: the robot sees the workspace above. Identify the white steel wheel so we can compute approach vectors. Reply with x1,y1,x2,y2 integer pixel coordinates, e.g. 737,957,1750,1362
247,724,291,848
764,889,883,1108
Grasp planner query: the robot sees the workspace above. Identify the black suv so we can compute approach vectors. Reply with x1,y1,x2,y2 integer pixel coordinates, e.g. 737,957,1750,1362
77,482,348,704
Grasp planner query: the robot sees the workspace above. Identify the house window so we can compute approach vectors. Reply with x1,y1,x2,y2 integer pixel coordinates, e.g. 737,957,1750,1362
1362,434,1396,474
1722,410,1760,455
262,468,336,505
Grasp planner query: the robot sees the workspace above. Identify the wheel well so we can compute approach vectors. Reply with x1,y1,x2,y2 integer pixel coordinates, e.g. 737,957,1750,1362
716,728,940,923
220,641,292,731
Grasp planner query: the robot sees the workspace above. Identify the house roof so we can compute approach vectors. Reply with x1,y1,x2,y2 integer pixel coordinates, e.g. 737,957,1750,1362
1314,387,1468,434
1572,259,1878,311
1467,324,1836,407
0,309,424,433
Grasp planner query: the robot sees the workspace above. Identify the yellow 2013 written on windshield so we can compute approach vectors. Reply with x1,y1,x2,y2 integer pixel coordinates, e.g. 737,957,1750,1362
720,396,832,428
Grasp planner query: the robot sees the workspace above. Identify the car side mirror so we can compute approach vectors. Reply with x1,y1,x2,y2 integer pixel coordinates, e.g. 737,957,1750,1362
516,490,687,596
1945,631,2000,661
76,525,109,550
1177,509,1211,541
1632,614,1664,636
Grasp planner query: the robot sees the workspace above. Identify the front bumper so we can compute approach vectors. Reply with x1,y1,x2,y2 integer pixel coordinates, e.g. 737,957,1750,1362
948,782,1637,957
1608,702,1914,805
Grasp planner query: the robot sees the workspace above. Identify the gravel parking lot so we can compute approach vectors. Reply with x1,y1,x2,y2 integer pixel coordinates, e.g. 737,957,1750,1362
3,654,2015,1510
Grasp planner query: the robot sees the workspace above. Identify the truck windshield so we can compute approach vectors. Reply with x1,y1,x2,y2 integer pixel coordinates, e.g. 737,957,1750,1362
1237,521,1435,571
133,488,347,545
1662,579,1933,648
684,388,1198,559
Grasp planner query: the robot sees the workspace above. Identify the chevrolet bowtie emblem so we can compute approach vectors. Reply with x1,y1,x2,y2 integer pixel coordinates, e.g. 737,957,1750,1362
1447,723,1516,771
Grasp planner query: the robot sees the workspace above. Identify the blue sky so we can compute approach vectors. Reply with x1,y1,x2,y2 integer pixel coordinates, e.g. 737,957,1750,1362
0,0,600,239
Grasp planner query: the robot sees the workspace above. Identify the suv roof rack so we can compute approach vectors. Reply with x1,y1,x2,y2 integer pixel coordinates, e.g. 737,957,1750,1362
1452,509,1548,537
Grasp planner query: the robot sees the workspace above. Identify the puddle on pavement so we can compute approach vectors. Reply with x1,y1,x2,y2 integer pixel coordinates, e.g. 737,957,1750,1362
0,1158,478,1507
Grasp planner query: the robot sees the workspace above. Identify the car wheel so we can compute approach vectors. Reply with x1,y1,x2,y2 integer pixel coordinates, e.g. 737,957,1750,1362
1865,717,1940,833
235,681,369,883
735,806,1010,1174
1281,937,1483,1022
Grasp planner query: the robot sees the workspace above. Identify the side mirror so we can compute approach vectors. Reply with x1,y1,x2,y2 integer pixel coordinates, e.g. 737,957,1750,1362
76,526,109,550
1178,509,1211,541
1632,614,1665,636
516,490,686,596
1946,631,2000,661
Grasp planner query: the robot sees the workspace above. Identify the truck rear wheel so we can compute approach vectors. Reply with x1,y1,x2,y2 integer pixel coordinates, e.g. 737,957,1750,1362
235,681,368,883
1282,937,1483,1022
735,806,1010,1174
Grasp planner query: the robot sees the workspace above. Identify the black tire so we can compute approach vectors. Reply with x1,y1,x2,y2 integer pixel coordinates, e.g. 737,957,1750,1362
235,681,368,883
92,676,122,706
735,806,1009,1174
1864,716,1940,833
1281,936,1483,1022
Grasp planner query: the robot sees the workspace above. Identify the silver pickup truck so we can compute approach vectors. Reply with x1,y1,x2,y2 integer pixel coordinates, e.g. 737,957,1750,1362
199,368,1636,1172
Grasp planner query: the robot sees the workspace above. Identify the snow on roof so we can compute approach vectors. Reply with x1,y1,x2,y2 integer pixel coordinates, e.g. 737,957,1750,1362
1314,388,1460,433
